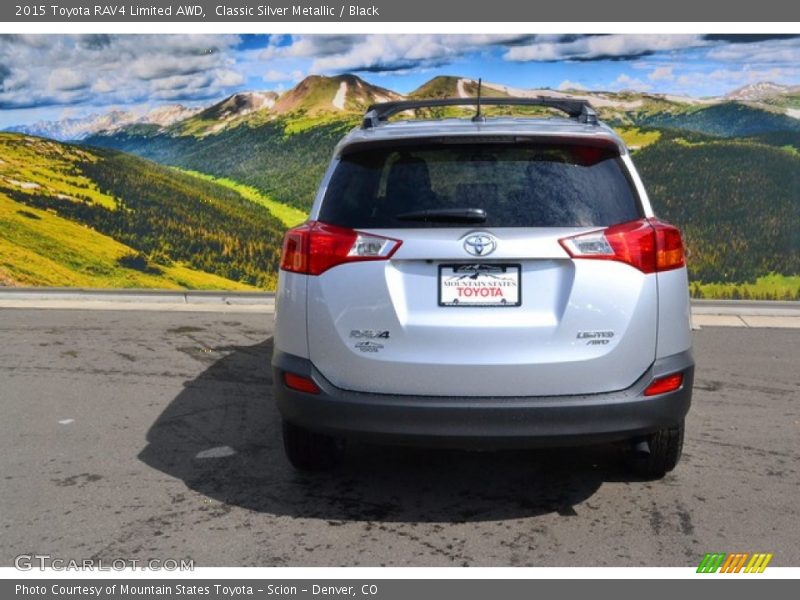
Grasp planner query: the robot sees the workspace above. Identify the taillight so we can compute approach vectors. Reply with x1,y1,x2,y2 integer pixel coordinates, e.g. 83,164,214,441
558,218,685,274
280,224,310,273
280,221,402,276
644,373,684,396
283,372,320,394
651,219,686,271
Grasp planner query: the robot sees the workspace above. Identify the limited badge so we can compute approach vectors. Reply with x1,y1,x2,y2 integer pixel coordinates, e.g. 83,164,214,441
577,330,615,345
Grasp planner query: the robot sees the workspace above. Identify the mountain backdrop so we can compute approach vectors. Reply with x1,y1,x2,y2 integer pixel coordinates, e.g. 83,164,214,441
2,74,799,297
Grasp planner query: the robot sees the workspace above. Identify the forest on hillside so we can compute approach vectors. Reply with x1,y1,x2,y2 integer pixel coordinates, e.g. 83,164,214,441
90,117,356,210
0,136,286,288
635,137,800,283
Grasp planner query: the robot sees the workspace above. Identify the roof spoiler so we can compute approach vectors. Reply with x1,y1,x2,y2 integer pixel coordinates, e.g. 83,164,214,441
361,97,599,129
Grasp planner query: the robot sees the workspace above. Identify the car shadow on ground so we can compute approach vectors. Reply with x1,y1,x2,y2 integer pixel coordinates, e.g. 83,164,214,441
139,338,644,523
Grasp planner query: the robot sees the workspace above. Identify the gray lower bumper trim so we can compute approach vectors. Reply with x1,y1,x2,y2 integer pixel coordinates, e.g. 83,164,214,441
272,350,694,448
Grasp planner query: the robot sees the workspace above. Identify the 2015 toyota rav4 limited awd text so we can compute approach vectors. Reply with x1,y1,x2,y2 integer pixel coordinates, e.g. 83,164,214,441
272,95,694,478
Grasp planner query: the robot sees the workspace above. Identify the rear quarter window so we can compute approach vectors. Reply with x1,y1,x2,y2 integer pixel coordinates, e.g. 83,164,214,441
318,141,642,228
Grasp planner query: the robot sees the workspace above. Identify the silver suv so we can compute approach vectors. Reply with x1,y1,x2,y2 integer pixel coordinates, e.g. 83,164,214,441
273,96,693,478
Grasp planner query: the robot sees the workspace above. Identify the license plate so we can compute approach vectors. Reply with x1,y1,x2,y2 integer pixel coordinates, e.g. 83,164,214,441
439,264,521,307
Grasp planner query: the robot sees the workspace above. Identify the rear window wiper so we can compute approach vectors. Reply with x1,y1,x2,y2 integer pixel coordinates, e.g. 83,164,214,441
395,208,487,224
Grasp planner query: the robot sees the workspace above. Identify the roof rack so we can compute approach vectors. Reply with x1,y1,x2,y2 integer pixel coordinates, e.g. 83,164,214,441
361,97,599,129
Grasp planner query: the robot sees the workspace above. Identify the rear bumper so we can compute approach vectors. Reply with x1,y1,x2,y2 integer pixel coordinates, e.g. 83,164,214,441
272,350,693,449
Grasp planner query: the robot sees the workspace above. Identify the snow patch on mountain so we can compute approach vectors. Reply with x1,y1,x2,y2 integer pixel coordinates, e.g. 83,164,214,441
456,79,471,98
332,81,347,110
725,82,791,101
215,92,277,120
483,81,647,110
141,104,201,126
4,104,200,140
5,111,136,141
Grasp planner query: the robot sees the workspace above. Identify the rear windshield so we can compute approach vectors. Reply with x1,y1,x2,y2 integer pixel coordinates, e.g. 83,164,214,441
318,142,641,228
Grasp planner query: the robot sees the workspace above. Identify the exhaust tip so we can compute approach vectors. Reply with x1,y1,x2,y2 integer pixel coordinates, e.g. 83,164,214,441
632,439,651,456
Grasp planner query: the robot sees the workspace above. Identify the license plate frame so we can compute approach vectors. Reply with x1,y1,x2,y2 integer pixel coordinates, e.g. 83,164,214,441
438,263,522,307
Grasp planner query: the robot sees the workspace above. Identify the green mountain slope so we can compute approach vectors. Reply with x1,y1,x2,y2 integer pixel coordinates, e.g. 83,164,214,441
272,74,399,114
743,130,800,151
0,192,253,289
0,133,284,288
88,117,356,210
86,75,408,208
635,137,800,282
409,76,506,99
171,91,278,136
175,168,307,228
634,102,800,137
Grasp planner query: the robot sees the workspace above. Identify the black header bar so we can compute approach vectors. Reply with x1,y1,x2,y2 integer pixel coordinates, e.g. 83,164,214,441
4,0,800,22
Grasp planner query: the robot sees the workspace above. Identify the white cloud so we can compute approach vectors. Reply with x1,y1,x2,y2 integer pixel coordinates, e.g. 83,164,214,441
706,37,800,64
504,35,708,62
47,68,90,92
0,34,243,109
611,73,652,91
263,69,304,83
262,34,534,74
91,78,113,93
667,66,800,92
131,53,222,81
557,80,586,91
648,66,674,81
214,69,245,87
1,67,29,92
150,73,211,92
265,35,363,60
707,67,800,83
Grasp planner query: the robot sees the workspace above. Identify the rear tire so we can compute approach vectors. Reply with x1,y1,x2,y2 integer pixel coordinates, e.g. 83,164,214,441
282,420,344,471
627,420,684,479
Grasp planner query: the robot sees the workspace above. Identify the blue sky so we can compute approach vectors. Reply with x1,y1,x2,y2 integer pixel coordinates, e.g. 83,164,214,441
1,34,799,127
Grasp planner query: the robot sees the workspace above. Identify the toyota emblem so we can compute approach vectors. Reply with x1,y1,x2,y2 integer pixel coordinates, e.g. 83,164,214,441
463,233,497,257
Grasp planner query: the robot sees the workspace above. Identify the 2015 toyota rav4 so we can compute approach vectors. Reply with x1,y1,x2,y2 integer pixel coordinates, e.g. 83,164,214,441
272,97,694,478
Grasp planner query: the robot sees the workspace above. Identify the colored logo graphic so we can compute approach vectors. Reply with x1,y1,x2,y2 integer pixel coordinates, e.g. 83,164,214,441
697,552,773,573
